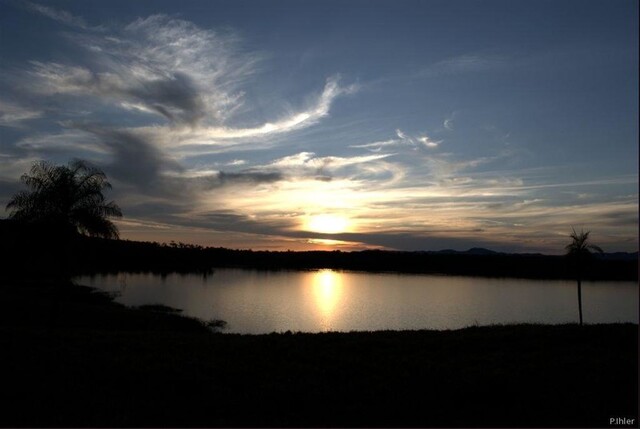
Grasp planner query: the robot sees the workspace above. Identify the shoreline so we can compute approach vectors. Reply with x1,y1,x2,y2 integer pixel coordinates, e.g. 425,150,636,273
75,265,640,283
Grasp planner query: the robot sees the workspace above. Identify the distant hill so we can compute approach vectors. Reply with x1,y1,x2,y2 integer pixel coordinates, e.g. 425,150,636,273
431,247,637,260
595,252,639,261
431,247,500,255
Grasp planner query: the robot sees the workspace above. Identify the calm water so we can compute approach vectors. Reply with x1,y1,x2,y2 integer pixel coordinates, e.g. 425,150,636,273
76,269,638,334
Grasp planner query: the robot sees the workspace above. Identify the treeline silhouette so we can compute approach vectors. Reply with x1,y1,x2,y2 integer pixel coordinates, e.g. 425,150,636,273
2,219,636,281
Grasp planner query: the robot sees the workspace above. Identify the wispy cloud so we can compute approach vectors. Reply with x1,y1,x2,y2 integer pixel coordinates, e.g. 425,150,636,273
176,75,357,140
15,129,107,156
443,112,456,130
396,129,442,150
25,14,263,127
349,139,401,151
417,135,440,148
352,128,441,152
265,151,392,181
23,1,90,29
9,11,359,209
0,100,42,127
24,14,356,160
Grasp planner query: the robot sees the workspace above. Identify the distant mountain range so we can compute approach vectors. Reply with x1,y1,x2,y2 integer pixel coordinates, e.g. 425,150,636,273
429,247,638,260
594,252,639,261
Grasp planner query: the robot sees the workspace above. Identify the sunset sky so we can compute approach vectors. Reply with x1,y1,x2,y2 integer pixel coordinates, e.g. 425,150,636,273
0,0,637,253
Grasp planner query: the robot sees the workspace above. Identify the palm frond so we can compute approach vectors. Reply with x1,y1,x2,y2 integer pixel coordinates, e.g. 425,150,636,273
565,227,602,256
587,244,603,254
7,159,122,239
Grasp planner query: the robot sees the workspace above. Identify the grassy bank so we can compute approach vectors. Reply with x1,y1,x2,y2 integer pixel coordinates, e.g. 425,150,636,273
1,281,637,427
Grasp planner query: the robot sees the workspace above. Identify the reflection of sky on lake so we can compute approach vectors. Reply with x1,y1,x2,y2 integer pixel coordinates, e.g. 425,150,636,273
77,270,639,334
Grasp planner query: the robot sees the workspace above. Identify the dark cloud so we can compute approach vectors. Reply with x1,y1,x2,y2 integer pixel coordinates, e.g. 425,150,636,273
120,201,188,219
161,170,285,197
198,211,291,234
216,171,283,186
32,64,206,126
119,72,205,125
74,124,181,191
130,208,517,252
124,209,296,238
600,210,639,227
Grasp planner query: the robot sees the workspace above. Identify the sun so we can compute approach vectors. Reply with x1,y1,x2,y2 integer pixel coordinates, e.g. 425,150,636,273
306,214,350,234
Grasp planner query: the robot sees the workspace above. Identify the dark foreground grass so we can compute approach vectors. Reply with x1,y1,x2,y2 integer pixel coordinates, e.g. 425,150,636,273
1,281,637,428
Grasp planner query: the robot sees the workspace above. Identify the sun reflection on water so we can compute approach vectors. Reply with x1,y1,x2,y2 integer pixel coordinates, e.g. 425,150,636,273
311,269,344,330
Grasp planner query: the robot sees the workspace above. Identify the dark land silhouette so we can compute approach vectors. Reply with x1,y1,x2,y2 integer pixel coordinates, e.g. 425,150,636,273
1,280,637,427
1,218,636,281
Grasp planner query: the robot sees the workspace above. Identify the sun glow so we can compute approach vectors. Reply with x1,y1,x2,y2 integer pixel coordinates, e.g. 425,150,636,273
306,214,350,234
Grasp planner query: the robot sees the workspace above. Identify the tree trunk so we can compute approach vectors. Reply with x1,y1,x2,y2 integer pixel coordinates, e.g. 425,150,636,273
577,278,583,326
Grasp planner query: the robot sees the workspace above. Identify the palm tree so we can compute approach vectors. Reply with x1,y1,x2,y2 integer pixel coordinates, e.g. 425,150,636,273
565,228,603,325
6,160,121,326
6,159,122,238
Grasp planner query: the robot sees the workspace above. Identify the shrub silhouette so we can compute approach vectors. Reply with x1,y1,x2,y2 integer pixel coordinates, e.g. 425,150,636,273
565,228,602,325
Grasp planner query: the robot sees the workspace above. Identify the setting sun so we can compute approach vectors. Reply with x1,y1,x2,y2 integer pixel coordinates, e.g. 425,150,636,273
306,214,350,234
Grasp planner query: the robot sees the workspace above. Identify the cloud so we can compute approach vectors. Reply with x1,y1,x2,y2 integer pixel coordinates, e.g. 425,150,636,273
417,135,440,148
349,139,401,151
70,124,182,193
352,128,523,191
350,128,443,152
0,100,42,127
23,1,90,29
15,129,108,158
9,11,358,212
443,119,453,130
226,159,246,166
24,14,355,153
443,112,456,130
189,170,284,190
261,151,393,182
28,60,206,126
27,14,260,126
354,129,442,153
269,151,389,170
400,129,442,149
175,75,357,140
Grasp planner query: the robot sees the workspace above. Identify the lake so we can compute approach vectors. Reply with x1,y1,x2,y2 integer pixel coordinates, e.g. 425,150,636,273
76,269,639,334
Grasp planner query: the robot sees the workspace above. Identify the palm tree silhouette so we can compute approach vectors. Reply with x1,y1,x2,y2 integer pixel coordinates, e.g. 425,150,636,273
6,159,122,238
6,160,122,324
565,228,603,325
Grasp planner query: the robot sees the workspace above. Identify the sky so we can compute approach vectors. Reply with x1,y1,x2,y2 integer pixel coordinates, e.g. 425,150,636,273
0,0,637,253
